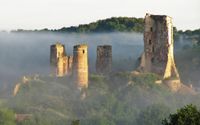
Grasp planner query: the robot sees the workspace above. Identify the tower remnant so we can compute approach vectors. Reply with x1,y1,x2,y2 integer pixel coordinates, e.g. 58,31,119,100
50,42,73,77
139,13,180,80
73,44,88,89
67,56,73,75
96,45,112,74
57,56,68,77
137,13,182,91
50,43,66,66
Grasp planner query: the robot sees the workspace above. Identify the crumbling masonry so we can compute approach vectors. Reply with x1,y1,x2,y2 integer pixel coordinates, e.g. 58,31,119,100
72,44,88,89
139,14,180,80
50,43,66,66
57,56,68,77
137,13,182,91
50,42,73,77
96,45,112,74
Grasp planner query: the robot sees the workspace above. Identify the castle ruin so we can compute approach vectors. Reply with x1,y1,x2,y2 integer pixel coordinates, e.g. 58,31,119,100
72,44,88,89
50,42,73,77
50,43,66,66
139,14,180,80
57,56,68,77
96,45,112,74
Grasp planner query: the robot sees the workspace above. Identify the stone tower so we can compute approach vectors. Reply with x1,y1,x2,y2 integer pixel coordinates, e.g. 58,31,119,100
57,56,68,77
139,13,179,79
96,45,112,74
50,42,74,77
73,44,88,89
50,43,66,66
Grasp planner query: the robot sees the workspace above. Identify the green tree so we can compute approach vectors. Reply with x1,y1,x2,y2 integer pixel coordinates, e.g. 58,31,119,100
71,120,80,125
136,104,170,125
0,108,16,125
162,104,200,125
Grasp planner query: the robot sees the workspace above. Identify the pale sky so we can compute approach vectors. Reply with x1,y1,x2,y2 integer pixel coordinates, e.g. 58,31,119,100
0,0,199,31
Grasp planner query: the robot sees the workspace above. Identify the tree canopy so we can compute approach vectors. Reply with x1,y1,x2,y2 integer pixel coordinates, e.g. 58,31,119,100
162,104,200,125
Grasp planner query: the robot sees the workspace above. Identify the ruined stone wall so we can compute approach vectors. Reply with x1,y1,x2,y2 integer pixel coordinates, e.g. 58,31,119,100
96,45,112,74
72,45,88,89
50,43,66,66
50,42,74,77
57,56,68,77
141,13,179,79
56,56,74,77
67,56,73,75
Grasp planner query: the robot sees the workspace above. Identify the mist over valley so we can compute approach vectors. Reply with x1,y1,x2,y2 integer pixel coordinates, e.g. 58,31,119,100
0,16,200,125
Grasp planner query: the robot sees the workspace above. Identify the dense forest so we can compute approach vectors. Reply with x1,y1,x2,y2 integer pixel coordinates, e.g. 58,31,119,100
12,17,144,33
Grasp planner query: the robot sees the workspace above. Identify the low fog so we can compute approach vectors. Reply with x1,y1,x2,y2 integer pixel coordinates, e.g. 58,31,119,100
0,32,143,85
0,32,200,125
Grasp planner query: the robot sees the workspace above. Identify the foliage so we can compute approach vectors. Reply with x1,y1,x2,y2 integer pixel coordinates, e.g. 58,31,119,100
177,29,200,47
179,29,200,36
53,17,144,33
131,73,160,88
173,27,180,41
0,108,15,125
89,74,105,84
11,17,200,46
71,120,80,125
12,17,144,33
137,104,170,125
4,72,200,125
162,104,200,125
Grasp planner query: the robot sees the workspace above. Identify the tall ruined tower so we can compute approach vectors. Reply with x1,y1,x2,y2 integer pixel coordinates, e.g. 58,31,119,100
139,13,179,79
96,45,112,74
73,44,88,89
50,43,66,66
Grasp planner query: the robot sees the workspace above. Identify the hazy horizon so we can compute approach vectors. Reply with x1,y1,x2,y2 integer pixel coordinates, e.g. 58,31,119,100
0,0,199,31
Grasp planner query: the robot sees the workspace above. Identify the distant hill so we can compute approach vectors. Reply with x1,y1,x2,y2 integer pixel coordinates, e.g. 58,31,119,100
56,17,144,33
10,17,200,43
177,28,200,45
13,17,144,33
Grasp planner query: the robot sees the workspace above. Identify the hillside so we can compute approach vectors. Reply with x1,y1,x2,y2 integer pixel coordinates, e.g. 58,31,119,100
57,17,144,33
12,17,144,33
2,72,200,125
11,17,200,44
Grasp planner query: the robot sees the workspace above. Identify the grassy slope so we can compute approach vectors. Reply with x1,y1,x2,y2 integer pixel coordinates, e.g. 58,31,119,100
5,72,200,124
